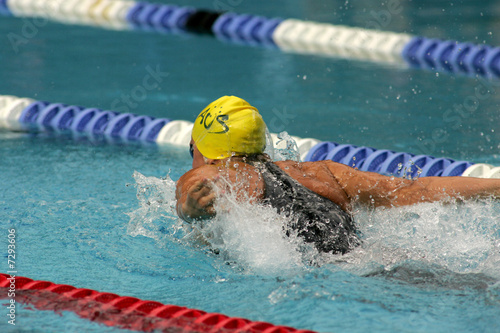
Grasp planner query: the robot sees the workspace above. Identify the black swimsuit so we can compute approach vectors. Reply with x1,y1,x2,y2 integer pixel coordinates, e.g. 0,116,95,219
250,157,359,254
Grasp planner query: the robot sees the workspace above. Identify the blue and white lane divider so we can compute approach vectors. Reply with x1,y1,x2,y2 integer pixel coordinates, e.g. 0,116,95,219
1,94,499,178
2,0,500,79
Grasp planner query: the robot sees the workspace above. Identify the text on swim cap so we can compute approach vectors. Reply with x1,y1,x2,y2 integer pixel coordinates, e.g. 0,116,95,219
197,108,229,134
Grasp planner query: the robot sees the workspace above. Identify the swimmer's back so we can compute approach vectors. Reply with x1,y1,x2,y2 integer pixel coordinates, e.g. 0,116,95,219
253,158,359,254
274,160,352,212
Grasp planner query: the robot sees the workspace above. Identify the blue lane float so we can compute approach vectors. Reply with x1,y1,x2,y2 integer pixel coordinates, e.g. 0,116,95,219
11,97,171,142
2,0,500,79
0,0,10,16
303,141,473,178
126,3,196,33
211,12,282,47
1,94,494,178
402,37,500,78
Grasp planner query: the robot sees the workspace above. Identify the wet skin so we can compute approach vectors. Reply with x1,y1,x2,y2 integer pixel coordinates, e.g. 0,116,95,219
176,141,500,222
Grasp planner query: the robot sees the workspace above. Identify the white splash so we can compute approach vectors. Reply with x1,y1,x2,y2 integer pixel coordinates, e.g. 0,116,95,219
195,182,308,275
273,131,301,162
338,200,500,280
127,171,500,281
126,172,309,275
126,171,180,243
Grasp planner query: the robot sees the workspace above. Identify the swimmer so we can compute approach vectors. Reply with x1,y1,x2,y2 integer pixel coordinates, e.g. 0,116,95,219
176,96,500,254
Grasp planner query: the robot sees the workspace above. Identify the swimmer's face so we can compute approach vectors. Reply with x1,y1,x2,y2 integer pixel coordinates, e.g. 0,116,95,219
190,139,206,169
190,139,221,169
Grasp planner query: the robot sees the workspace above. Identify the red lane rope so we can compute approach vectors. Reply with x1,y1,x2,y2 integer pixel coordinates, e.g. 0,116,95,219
0,273,316,333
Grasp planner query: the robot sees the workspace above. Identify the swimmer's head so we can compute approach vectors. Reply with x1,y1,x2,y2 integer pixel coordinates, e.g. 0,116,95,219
192,96,267,160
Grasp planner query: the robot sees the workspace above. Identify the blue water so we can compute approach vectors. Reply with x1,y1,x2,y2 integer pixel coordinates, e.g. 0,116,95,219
1,0,500,332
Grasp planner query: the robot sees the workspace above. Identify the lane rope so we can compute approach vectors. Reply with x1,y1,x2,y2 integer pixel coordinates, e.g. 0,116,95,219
2,0,500,78
0,273,316,333
1,94,498,178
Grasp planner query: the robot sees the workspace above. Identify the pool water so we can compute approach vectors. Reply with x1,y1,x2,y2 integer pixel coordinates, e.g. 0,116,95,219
1,0,500,332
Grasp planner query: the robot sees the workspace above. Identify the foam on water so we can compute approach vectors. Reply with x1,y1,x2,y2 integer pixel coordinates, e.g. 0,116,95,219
338,200,500,286
194,182,309,276
126,171,180,243
127,171,312,276
127,171,500,288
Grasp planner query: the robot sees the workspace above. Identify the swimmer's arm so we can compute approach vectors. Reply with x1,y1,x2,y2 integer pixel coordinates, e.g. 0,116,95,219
325,161,500,208
175,164,264,222
176,168,219,222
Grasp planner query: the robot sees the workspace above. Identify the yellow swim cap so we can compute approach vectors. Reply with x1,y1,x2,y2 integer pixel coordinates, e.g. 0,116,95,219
192,96,266,160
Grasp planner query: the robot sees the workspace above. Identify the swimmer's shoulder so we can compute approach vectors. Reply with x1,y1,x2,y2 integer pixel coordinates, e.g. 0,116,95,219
273,160,351,211
274,159,349,174
272,160,344,185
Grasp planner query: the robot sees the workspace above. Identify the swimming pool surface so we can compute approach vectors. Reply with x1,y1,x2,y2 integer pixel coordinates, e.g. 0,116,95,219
1,0,500,332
